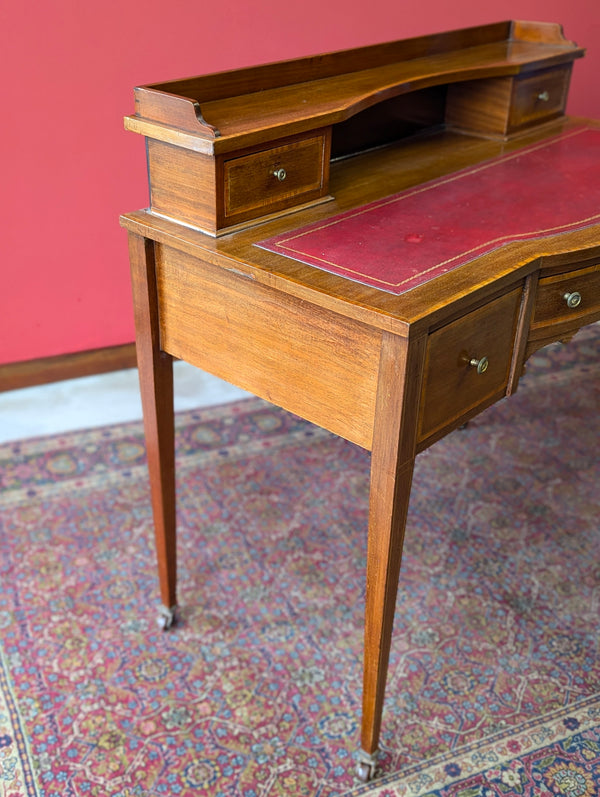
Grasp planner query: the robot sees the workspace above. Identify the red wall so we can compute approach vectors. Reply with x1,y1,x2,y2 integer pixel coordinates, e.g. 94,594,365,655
2,0,599,366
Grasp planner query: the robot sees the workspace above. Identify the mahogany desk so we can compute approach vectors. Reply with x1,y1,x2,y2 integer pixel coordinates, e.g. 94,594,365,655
121,22,600,780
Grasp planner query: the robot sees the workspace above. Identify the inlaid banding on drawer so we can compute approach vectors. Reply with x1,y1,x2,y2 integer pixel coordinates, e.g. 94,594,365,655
223,133,329,222
418,289,522,441
446,65,571,138
531,263,600,330
509,66,571,130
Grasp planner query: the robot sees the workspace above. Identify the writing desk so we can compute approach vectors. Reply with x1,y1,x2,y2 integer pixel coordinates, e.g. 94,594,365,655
121,21,600,780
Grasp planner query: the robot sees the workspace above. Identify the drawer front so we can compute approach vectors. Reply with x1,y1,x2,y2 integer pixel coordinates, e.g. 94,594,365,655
223,134,328,222
418,289,522,441
530,263,600,331
509,67,570,131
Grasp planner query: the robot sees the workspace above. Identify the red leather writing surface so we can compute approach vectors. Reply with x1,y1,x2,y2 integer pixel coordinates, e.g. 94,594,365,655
257,128,600,295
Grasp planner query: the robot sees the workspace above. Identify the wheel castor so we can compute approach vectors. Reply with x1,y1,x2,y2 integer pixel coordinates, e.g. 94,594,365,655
157,605,176,630
355,750,378,782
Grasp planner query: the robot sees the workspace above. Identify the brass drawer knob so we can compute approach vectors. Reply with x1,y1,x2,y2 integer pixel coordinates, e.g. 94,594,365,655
273,168,287,182
469,355,489,375
537,90,550,102
564,291,582,308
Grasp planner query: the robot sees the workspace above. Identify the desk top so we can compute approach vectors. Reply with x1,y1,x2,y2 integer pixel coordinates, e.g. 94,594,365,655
122,119,600,336
256,127,600,295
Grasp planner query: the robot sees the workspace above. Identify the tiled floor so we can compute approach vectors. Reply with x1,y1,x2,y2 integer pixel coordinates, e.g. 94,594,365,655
0,362,250,444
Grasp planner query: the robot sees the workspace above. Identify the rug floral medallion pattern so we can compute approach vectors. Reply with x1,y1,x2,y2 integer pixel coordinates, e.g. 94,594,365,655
0,324,598,796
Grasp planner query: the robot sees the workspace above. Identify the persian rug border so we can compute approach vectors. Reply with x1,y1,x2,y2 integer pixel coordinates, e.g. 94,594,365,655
0,397,332,507
345,693,600,795
0,645,40,796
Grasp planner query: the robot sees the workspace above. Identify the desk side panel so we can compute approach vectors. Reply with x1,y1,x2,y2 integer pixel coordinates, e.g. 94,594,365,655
155,244,382,449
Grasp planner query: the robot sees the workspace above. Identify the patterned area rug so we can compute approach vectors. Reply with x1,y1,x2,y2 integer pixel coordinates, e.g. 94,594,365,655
0,324,598,797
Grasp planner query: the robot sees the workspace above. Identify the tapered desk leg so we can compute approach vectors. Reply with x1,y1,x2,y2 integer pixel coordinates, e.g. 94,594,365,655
128,233,177,629
357,331,427,782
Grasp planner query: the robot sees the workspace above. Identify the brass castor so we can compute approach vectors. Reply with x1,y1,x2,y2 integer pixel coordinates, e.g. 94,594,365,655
356,750,378,782
157,605,176,630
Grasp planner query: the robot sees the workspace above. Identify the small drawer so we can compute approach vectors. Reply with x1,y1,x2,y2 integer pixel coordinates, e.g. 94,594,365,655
223,133,329,223
508,67,571,131
418,289,522,441
530,263,600,332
